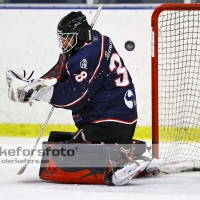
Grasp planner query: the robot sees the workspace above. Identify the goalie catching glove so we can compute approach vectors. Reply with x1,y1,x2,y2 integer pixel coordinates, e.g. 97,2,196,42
6,70,57,103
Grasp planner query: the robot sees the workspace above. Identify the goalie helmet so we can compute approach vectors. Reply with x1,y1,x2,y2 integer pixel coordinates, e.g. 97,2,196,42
57,11,92,53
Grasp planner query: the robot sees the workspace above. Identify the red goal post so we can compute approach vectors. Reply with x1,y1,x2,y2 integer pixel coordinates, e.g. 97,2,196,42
151,4,200,173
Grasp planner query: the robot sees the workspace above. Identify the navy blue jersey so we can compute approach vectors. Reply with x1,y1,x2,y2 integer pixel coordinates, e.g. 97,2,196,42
49,30,138,127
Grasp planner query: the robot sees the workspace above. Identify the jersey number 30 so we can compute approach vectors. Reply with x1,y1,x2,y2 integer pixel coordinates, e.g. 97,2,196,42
109,53,130,87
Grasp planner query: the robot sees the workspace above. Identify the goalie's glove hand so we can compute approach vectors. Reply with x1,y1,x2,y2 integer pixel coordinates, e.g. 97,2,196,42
24,78,57,103
6,70,32,103
6,70,57,103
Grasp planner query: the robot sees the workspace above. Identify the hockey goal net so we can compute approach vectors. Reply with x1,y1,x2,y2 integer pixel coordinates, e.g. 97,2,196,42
151,4,200,173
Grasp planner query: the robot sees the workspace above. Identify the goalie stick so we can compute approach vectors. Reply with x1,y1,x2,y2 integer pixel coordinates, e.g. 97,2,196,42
17,4,103,175
17,106,54,175
91,4,103,28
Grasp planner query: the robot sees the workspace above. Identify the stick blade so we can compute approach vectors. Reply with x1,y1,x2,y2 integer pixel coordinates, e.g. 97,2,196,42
17,164,28,175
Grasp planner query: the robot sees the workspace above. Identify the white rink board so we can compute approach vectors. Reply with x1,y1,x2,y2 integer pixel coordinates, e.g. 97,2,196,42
0,9,153,126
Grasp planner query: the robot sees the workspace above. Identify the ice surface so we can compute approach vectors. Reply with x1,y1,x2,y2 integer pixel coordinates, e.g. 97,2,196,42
0,138,200,200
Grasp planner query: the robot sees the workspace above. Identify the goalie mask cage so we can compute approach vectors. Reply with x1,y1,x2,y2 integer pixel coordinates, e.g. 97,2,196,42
151,3,200,173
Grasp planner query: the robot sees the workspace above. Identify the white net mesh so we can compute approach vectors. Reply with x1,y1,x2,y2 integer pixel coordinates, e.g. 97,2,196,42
156,9,200,172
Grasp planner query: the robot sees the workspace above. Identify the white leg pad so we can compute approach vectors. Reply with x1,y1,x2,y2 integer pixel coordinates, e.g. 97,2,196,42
138,160,150,171
111,163,141,186
111,160,149,186
146,158,161,174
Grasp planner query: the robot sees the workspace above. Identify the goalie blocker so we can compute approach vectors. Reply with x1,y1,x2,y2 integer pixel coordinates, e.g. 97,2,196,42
39,132,160,186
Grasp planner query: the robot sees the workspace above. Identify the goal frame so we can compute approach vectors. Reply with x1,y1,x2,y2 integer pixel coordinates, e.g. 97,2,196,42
151,3,200,160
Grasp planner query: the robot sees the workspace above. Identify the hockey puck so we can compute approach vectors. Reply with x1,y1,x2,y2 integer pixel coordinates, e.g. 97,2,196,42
125,41,135,51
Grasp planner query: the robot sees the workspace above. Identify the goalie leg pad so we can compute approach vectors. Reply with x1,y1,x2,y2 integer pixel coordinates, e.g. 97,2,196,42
39,142,155,186
111,160,149,186
111,163,141,186
39,142,122,185
146,158,161,174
